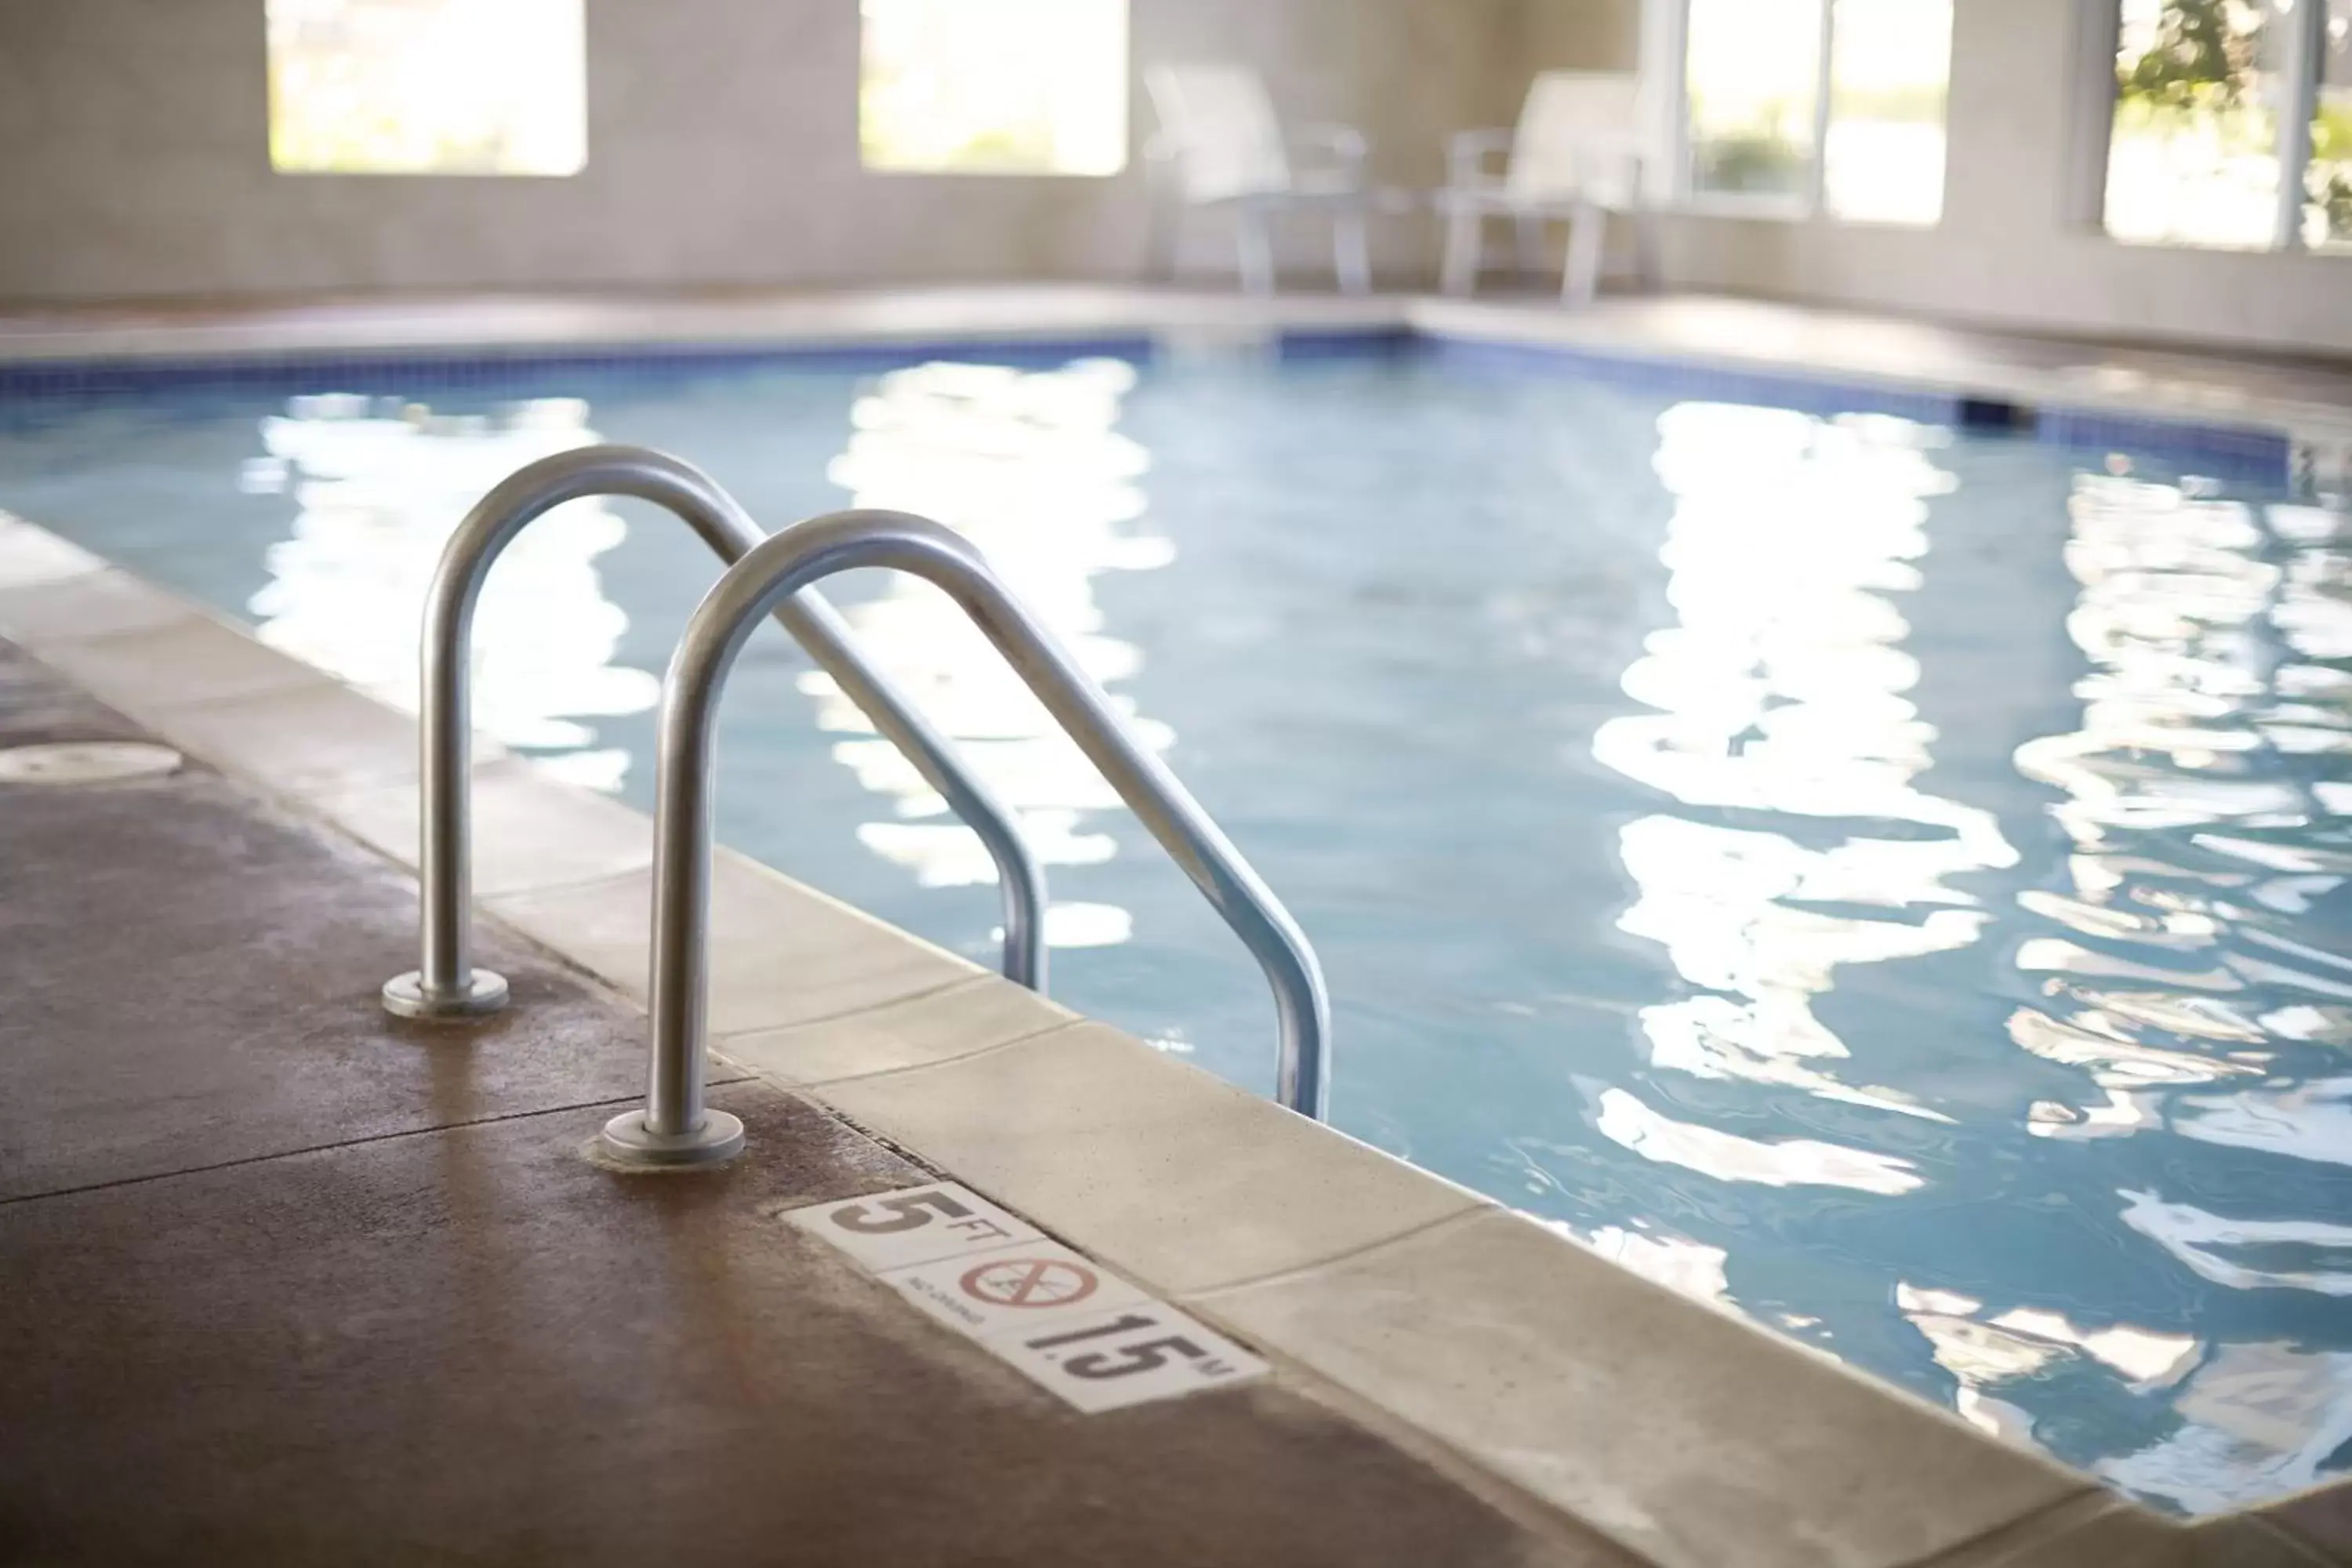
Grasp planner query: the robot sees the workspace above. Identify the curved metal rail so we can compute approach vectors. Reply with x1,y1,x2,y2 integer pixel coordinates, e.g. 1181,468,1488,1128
381,447,1047,1020
597,508,1330,1167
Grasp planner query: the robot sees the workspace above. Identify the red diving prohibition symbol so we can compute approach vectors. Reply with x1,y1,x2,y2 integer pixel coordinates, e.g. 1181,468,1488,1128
959,1256,1101,1309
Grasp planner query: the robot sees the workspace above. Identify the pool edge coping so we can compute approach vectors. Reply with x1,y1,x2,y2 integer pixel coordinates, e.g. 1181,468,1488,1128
1,289,2345,487
5,515,2337,1567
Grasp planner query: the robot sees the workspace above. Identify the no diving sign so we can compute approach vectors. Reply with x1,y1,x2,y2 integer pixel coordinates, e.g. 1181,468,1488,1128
889,1236,1149,1338
964,1255,1102,1309
782,1182,1269,1414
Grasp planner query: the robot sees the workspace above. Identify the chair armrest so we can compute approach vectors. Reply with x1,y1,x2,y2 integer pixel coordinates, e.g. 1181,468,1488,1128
1291,122,1368,190
1577,134,1655,206
1444,128,1514,191
1140,128,1185,171
1294,122,1368,164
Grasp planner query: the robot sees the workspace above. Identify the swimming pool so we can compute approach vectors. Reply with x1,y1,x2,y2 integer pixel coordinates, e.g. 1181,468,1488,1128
5,339,2348,1513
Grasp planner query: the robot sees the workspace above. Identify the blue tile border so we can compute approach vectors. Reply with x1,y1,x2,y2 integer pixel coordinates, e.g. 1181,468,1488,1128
1421,333,1964,423
1274,327,1416,361
2031,406,2292,484
0,321,2296,485
0,333,1166,399
0,325,1426,397
1420,331,2295,484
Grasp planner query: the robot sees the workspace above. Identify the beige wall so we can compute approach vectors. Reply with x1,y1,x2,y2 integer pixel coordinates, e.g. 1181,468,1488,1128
1507,0,2352,359
1514,0,1640,77
3,0,2346,358
0,0,1511,301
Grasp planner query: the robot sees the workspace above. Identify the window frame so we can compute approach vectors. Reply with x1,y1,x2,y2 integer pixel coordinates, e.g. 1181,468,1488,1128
1645,0,1952,227
2086,0,2342,253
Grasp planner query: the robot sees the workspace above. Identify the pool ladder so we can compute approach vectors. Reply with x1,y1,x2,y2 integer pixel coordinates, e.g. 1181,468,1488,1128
386,446,1330,1166
382,446,1045,1015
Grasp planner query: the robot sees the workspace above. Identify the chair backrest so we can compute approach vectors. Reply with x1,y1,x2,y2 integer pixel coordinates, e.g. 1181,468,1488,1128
1144,64,1292,203
1506,71,1651,205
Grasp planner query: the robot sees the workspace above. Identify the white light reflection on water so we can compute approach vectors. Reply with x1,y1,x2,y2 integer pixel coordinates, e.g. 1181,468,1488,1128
806,358,1170,949
2103,1343,2352,1514
1593,1085,1926,1194
241,393,652,790
2174,1076,2352,1166
2119,1190,2352,1297
1893,1281,2203,1448
1928,470,2352,1510
1524,1213,1736,1312
1580,415,2352,1510
1591,404,2012,1185
2014,476,2352,1142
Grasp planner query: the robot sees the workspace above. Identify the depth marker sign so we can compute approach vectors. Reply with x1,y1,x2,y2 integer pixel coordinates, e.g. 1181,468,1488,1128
785,1180,1040,1271
784,1182,1269,1414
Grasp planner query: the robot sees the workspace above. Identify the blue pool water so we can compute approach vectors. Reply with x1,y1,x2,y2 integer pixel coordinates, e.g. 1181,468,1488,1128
5,343,2350,1512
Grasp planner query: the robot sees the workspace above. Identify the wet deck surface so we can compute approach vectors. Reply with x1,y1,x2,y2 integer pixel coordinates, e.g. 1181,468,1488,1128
0,641,1586,1567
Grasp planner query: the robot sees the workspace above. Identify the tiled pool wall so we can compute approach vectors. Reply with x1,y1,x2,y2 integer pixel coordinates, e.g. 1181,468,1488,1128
0,336,1165,398
0,324,2308,489
1417,335,2301,485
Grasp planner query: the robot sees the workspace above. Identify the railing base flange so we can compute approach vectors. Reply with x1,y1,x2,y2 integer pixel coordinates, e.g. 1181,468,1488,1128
382,969,510,1020
597,1109,746,1168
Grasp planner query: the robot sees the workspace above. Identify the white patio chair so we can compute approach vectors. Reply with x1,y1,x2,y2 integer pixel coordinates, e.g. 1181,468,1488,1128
1142,64,1377,296
1436,71,1661,304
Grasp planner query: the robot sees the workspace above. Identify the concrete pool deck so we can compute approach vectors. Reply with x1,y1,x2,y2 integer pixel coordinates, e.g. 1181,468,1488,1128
3,288,2351,1565
0,637,1601,1567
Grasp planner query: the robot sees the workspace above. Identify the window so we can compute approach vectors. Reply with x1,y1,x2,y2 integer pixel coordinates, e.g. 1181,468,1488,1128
2104,0,2352,250
1824,0,1955,223
858,0,1127,176
2318,0,2352,245
266,0,586,176
1675,0,1952,224
1683,0,1823,201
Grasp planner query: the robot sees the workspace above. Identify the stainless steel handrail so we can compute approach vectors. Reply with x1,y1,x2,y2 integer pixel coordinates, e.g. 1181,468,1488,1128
597,508,1330,1167
381,447,1047,1020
